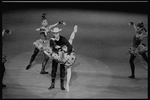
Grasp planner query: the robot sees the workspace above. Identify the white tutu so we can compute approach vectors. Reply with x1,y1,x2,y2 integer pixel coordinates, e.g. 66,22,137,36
44,45,76,68
43,25,77,67
33,39,50,51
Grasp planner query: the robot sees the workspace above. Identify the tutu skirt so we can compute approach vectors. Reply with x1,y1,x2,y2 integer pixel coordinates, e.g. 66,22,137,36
33,39,49,51
129,43,148,56
44,45,76,68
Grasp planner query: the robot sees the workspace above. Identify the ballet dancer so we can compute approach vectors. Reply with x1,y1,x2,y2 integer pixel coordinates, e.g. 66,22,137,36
46,25,77,91
128,21,148,79
26,13,66,74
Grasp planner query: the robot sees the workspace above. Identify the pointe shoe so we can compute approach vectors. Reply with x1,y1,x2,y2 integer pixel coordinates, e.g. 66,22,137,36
40,71,49,74
128,75,135,79
66,84,69,92
26,64,31,70
74,25,78,33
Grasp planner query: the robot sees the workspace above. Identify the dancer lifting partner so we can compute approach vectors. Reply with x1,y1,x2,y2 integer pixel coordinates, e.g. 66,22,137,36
46,25,77,91
26,13,66,74
128,21,148,79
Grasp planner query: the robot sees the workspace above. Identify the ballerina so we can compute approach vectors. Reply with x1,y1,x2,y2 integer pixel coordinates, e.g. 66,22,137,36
26,13,66,74
128,21,148,79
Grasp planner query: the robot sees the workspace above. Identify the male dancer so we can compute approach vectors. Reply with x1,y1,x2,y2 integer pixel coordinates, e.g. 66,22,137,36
43,25,77,92
48,27,74,90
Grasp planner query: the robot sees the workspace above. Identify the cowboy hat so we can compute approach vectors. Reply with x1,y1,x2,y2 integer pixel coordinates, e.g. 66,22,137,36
51,27,62,33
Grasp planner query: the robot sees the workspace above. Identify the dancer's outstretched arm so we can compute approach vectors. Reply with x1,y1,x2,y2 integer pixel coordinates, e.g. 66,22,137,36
129,22,138,33
48,21,66,31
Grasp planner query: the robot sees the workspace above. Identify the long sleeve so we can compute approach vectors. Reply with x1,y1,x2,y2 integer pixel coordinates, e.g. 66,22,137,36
61,37,73,54
50,39,57,52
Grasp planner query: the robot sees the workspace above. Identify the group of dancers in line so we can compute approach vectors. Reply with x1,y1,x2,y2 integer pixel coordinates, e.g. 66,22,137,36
2,13,148,92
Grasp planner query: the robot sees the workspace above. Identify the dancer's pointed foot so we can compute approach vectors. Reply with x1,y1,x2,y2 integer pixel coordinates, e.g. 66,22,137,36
128,75,135,79
26,64,31,70
66,84,69,92
40,71,49,74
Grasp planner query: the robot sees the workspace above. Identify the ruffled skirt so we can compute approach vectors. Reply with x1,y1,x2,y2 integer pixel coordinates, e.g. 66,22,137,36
129,43,148,56
44,46,76,68
33,39,49,51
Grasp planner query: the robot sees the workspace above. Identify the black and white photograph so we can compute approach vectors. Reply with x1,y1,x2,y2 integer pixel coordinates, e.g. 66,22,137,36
2,1,148,99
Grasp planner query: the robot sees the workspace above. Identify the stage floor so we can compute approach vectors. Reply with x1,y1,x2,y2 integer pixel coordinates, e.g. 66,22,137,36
2,7,148,99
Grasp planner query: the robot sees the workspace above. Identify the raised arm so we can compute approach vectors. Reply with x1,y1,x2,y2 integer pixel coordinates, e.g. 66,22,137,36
48,21,66,31
129,22,138,32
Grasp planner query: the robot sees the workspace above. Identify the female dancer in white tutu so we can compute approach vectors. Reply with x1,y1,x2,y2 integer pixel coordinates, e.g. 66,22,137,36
44,25,77,92
128,21,148,79
26,13,66,74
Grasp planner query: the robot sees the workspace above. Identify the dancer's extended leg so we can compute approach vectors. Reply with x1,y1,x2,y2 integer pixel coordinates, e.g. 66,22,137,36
129,54,136,79
140,52,148,70
26,48,39,70
68,25,77,44
65,25,77,92
40,53,49,74
66,67,71,92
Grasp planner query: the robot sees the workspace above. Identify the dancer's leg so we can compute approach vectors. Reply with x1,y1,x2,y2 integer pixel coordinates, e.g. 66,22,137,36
26,48,39,70
2,63,6,88
140,53,148,70
141,53,148,64
66,67,71,92
40,53,49,74
60,64,66,90
65,25,77,92
129,54,136,79
68,25,77,44
48,59,58,90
